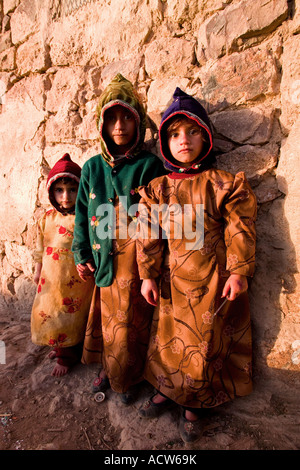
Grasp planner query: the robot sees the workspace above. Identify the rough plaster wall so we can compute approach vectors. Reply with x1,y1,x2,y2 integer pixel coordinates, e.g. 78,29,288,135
0,0,299,406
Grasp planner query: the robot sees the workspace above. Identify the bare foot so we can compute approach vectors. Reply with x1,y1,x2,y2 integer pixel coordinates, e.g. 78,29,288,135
185,409,198,421
152,393,168,404
51,362,69,377
48,350,57,360
99,370,108,380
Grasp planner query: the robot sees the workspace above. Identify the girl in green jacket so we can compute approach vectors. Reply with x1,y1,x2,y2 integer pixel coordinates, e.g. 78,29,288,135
72,74,165,404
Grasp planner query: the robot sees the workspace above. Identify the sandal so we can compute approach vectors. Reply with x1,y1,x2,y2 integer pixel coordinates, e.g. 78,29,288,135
138,394,173,418
92,371,110,393
178,409,203,443
120,386,138,405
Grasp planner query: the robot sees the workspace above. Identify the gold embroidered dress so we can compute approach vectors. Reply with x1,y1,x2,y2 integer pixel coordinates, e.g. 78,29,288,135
136,87,257,409
81,198,155,392
137,170,256,408
31,208,94,348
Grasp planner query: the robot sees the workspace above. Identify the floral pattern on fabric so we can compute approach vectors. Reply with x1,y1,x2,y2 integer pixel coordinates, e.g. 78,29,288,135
136,169,257,409
31,209,94,348
81,197,154,394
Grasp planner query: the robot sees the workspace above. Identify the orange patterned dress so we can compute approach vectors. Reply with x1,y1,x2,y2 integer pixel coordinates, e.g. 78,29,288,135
31,209,94,348
137,169,257,409
81,198,154,393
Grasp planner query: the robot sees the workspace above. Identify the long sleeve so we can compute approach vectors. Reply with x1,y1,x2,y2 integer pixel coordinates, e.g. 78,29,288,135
71,152,166,286
33,214,46,263
136,184,166,279
222,172,257,277
72,164,93,265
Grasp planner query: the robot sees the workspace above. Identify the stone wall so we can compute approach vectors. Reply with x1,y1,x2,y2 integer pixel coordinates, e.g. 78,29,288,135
0,0,299,407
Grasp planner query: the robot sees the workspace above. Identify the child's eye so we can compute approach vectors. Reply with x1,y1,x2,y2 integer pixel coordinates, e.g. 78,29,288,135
189,128,200,135
169,132,178,139
124,114,133,120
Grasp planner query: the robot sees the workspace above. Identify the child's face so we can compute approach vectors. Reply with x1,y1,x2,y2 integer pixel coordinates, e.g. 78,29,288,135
103,105,136,153
167,119,204,167
52,180,78,211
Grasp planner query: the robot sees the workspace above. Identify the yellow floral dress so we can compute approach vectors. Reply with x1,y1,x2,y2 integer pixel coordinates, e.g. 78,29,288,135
31,209,94,348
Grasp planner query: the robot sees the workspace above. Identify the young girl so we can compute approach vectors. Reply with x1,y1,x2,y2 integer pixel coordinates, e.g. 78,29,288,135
136,88,257,442
71,74,165,403
31,154,94,377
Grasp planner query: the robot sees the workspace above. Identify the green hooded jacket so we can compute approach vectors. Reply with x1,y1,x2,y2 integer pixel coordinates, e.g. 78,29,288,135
71,74,165,287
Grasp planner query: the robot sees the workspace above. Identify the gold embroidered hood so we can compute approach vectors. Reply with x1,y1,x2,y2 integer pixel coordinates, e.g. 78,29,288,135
96,74,147,163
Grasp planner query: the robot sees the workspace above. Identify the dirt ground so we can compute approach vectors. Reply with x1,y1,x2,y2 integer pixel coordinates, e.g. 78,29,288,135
0,312,299,453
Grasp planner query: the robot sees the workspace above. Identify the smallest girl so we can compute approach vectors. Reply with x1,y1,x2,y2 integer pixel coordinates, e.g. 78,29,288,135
31,154,94,377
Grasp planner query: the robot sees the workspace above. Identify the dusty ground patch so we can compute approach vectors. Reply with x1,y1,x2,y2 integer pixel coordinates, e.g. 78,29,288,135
0,315,299,452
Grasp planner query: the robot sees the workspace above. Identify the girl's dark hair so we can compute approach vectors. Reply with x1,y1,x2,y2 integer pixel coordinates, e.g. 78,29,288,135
166,115,209,143
52,176,78,186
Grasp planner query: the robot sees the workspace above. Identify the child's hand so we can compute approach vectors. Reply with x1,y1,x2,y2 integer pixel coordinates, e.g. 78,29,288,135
141,279,158,306
76,260,95,281
222,274,248,301
33,263,42,285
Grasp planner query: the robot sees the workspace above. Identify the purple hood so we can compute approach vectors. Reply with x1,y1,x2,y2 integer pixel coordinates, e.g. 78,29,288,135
159,88,213,174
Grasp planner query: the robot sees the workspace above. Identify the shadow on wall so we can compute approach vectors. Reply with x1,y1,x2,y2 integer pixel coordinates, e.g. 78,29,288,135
250,189,298,386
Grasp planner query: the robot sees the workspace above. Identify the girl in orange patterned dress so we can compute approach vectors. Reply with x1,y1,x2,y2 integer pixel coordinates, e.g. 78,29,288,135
31,154,94,377
71,74,165,404
136,88,257,442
